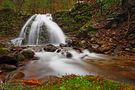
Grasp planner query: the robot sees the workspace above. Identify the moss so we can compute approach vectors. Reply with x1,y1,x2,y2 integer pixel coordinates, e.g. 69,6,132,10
0,9,30,37
0,48,10,55
79,22,98,34
35,76,134,90
53,3,93,34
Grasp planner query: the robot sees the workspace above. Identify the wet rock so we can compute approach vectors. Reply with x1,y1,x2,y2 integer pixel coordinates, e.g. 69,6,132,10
44,44,58,52
14,53,25,61
33,56,40,60
0,64,17,71
66,38,72,46
66,52,72,58
59,43,68,47
21,49,35,59
55,48,62,53
0,56,18,65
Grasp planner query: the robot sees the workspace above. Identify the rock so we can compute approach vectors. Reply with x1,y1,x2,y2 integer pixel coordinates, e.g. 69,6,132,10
59,43,68,47
14,53,25,61
0,56,18,65
21,49,35,59
65,38,72,46
91,44,100,49
0,64,17,71
66,52,72,58
55,49,62,53
80,40,86,44
44,44,58,52
0,48,10,55
99,44,112,53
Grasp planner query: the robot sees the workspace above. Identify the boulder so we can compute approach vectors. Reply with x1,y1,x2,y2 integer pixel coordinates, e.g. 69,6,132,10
14,53,25,61
21,49,35,59
0,56,18,65
43,44,58,52
0,48,10,55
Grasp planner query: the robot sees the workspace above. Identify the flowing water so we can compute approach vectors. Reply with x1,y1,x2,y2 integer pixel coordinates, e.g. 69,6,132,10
10,14,135,85
11,13,66,46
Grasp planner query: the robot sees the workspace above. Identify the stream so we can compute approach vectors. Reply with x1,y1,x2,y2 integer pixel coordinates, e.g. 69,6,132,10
9,13,135,85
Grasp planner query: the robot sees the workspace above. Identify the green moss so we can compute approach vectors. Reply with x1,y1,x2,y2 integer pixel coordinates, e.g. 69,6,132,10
79,22,98,33
35,76,133,90
0,48,10,55
0,82,30,90
0,9,30,37
53,3,93,33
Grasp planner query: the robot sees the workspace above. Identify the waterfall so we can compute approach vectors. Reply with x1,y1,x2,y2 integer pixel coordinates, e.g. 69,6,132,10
11,13,66,46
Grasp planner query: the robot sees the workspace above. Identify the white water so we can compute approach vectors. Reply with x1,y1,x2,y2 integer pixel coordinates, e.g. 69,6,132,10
11,14,104,79
22,49,103,79
11,13,66,46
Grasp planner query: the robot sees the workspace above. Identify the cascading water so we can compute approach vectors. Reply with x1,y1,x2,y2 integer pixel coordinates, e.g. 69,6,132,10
9,14,135,85
10,13,102,78
11,13,66,46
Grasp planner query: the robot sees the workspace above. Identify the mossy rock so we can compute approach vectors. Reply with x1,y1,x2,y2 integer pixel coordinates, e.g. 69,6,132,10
21,49,35,59
0,48,10,55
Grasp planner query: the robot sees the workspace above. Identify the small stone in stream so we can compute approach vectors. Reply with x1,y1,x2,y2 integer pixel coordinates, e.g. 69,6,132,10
33,56,39,60
59,43,68,47
66,52,72,58
56,49,61,53
0,64,17,71
21,49,35,59
65,38,72,46
0,56,18,65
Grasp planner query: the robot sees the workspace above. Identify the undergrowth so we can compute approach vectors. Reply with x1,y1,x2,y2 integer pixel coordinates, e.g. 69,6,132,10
0,75,134,90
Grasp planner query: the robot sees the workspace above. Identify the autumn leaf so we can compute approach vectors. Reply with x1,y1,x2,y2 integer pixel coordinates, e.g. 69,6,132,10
21,79,41,85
